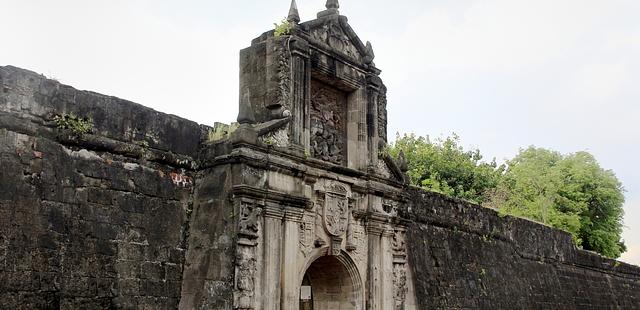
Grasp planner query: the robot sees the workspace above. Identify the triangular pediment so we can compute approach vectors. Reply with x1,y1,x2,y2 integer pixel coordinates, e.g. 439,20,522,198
303,16,371,63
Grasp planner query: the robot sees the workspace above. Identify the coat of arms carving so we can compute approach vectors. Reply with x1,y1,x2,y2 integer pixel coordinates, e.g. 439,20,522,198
323,184,349,236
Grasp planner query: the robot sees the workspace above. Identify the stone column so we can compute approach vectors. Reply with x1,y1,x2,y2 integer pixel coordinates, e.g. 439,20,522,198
281,207,304,309
366,218,385,310
366,75,383,168
348,88,368,170
381,228,395,310
262,203,284,310
289,38,310,149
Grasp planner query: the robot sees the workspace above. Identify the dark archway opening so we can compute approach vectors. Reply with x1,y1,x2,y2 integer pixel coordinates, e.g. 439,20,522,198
299,255,360,310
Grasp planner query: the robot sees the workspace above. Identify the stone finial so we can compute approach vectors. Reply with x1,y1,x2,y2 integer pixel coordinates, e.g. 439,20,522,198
237,91,256,125
318,0,339,17
398,151,409,173
326,0,339,10
364,41,375,65
287,0,300,23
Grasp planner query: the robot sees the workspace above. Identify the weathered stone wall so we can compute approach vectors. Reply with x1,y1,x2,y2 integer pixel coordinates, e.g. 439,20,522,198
3,64,640,310
403,186,640,309
0,66,203,309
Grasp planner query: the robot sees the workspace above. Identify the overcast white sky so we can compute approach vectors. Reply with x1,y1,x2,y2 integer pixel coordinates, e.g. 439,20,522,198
1,0,638,265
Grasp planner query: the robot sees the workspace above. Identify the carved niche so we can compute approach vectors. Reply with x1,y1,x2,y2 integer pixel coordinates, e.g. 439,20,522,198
310,79,347,165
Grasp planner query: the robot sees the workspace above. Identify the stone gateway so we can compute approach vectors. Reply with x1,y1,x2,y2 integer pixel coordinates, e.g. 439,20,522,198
0,0,639,309
222,2,416,308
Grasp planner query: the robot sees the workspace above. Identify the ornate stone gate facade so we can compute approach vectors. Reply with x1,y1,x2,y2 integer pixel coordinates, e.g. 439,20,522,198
190,1,418,309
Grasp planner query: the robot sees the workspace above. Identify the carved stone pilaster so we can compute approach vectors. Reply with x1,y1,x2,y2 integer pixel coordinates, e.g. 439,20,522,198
263,203,285,220
284,207,305,223
391,228,408,310
289,37,310,148
366,222,385,236
346,197,356,251
299,211,315,256
234,200,262,310
377,84,388,144
235,247,257,310
314,193,327,247
393,263,408,310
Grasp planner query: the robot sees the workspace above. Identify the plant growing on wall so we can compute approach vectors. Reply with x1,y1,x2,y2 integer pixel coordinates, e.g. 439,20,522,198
53,113,93,136
274,18,292,37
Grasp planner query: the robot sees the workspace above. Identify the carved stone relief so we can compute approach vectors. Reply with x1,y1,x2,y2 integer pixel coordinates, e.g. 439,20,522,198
350,222,367,268
238,202,261,239
234,201,261,310
393,264,408,310
235,249,257,310
299,211,315,256
259,126,290,148
310,22,361,60
382,199,399,217
376,159,392,178
378,85,388,143
276,42,291,110
310,79,347,165
323,185,349,236
391,228,408,309
314,194,327,247
391,229,406,258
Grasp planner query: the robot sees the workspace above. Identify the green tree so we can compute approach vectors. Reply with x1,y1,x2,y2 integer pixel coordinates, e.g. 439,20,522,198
389,133,503,204
486,147,626,258
391,133,627,258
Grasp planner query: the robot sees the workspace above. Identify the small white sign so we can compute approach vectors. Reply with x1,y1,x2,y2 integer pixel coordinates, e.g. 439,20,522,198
300,285,312,300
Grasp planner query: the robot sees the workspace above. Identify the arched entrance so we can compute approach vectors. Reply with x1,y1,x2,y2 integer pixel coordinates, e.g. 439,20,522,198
299,254,363,310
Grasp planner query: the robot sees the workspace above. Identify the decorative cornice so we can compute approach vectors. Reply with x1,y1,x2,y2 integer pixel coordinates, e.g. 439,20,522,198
263,203,285,219
232,185,311,209
284,207,305,222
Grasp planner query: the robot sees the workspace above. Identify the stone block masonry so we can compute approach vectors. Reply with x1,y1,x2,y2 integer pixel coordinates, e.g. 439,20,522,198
403,187,640,309
2,63,639,309
0,65,204,309
2,5,640,305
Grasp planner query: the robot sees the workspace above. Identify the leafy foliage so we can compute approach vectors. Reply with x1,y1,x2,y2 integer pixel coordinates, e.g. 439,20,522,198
273,19,292,37
389,134,503,204
487,147,626,258
53,113,93,136
390,134,627,258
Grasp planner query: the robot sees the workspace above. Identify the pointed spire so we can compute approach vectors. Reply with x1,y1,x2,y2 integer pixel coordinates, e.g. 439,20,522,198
287,0,300,23
326,0,339,10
